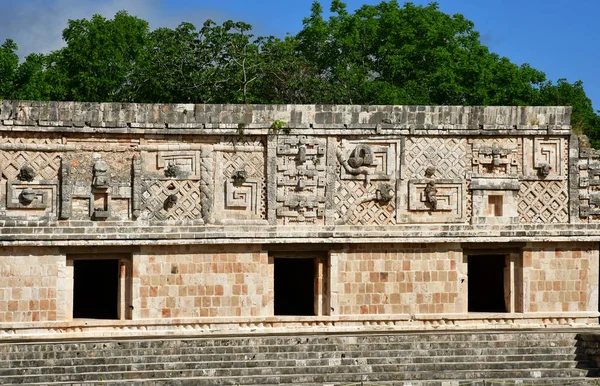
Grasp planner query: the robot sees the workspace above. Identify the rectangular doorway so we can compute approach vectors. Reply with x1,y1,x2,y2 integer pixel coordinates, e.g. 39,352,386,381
274,258,315,316
468,255,507,312
68,254,132,320
271,252,329,317
73,259,119,319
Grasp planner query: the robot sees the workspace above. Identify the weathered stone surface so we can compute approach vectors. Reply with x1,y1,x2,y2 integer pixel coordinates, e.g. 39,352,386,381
0,101,597,344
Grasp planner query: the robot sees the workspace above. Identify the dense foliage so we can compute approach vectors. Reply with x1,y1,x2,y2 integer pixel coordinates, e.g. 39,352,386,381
1,1,599,145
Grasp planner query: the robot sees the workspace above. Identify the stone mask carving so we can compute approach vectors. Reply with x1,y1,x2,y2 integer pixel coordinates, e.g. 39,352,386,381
92,160,110,189
18,165,35,182
164,194,178,210
165,163,180,178
19,188,36,205
537,163,551,178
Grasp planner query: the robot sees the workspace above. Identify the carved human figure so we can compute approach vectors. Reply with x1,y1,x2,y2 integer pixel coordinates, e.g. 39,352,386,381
92,160,110,189
424,181,438,210
424,166,437,210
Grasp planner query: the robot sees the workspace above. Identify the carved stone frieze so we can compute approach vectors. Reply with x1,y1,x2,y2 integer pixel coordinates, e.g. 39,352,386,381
214,146,266,224
518,180,568,223
468,138,521,178
522,137,567,180
140,179,202,221
334,138,399,225
401,179,465,223
276,135,326,225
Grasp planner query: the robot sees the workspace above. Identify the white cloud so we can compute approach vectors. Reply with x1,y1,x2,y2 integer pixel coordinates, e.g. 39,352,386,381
0,0,228,58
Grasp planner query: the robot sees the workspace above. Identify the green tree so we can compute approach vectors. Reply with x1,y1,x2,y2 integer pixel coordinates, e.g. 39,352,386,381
0,39,19,98
132,20,267,104
297,1,548,106
538,79,600,146
50,10,149,102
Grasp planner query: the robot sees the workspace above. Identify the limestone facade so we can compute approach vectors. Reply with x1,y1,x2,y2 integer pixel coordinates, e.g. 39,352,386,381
0,101,597,339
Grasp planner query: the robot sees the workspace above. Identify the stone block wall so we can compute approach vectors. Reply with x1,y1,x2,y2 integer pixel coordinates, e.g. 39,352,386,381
0,102,598,337
335,243,464,315
524,242,598,313
134,245,270,319
0,247,64,323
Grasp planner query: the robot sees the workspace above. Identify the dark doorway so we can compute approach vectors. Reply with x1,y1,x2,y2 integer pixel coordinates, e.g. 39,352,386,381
73,259,119,319
468,255,506,312
274,258,315,316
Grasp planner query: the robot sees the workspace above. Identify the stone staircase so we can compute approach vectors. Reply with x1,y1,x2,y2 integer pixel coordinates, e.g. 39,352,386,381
0,330,599,385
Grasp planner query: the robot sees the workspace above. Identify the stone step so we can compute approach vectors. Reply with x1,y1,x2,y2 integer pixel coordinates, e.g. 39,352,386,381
0,337,579,357
0,367,591,385
0,332,581,353
0,345,579,366
1,352,579,370
0,358,585,378
5,378,598,386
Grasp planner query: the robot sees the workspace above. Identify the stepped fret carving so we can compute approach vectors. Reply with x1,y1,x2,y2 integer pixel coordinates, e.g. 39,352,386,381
215,150,266,221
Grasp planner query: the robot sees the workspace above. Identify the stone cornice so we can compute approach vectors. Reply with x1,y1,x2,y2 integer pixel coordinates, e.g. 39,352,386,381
0,101,571,135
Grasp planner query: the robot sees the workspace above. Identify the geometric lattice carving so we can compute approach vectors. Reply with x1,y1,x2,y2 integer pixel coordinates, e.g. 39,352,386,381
0,151,61,181
215,150,266,221
140,180,202,221
334,180,395,225
404,138,467,179
276,136,326,225
518,180,568,223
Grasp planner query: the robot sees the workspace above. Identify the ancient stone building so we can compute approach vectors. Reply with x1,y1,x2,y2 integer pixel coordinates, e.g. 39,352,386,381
0,101,597,339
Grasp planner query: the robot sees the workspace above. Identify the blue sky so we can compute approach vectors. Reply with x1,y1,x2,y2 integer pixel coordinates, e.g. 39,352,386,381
1,0,598,110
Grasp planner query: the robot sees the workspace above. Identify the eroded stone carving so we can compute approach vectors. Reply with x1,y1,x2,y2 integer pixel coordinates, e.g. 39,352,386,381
18,188,36,205
232,170,247,185
276,136,326,224
164,194,178,210
537,163,551,178
424,181,438,210
18,165,35,182
164,163,181,178
92,160,110,189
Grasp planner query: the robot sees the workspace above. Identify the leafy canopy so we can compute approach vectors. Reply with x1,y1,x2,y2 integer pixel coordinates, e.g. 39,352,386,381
0,1,598,145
